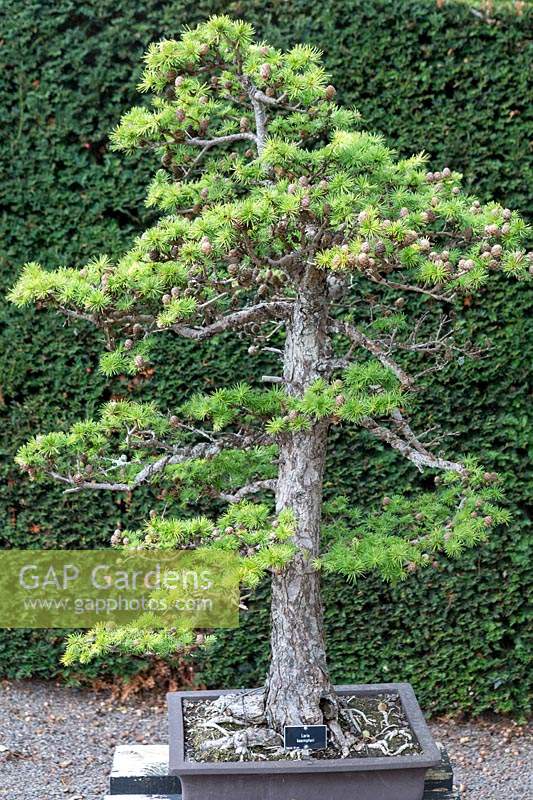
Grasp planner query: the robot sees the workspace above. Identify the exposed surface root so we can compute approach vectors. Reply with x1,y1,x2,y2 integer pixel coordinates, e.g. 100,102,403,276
184,691,421,763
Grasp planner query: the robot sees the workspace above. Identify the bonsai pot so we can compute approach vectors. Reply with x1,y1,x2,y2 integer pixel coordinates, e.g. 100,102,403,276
168,682,441,800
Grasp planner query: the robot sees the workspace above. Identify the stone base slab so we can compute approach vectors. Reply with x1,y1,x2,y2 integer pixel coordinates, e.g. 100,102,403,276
108,743,457,798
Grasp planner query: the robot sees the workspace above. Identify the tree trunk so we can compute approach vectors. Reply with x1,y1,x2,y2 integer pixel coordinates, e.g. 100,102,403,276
265,266,337,732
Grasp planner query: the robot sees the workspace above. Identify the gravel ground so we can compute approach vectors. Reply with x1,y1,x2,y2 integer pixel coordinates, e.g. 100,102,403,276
0,680,530,799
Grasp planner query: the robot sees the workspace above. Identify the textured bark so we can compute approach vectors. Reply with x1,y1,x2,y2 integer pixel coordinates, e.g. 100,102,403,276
265,266,337,731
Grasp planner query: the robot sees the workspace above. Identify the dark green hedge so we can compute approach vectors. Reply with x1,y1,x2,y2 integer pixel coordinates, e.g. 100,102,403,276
0,0,531,716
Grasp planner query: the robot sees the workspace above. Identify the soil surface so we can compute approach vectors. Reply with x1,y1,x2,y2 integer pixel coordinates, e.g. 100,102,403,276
0,680,530,799
184,691,421,762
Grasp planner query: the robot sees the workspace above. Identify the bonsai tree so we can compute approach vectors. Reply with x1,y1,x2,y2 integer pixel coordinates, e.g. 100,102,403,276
10,16,530,747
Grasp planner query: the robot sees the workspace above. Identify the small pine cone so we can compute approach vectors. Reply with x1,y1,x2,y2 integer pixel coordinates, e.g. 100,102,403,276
200,187,209,200
169,415,179,427
162,293,171,305
239,116,250,132
501,223,510,235
399,207,409,218
491,244,502,258
425,172,434,182
287,183,296,194
149,249,159,261
73,473,84,485
300,195,311,209
483,515,493,526
502,208,512,221
484,224,500,237
357,210,369,224
318,179,328,191
433,171,442,181
324,85,336,101
288,409,299,421
418,237,431,251
259,63,271,80
375,240,386,256
335,394,345,407
357,252,369,268
245,148,254,158
175,108,186,122
407,562,417,573
394,296,405,308
198,43,209,57
442,167,452,178
132,323,143,337
382,496,391,506
110,530,122,546
266,87,276,97
225,526,234,534
298,175,309,187
170,286,180,299
200,237,212,255
124,338,135,351
452,186,460,195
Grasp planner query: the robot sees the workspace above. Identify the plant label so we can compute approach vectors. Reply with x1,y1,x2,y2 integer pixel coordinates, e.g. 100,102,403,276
283,724,328,751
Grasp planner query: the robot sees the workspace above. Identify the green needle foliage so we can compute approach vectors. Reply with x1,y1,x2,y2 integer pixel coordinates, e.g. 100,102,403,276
9,15,530,669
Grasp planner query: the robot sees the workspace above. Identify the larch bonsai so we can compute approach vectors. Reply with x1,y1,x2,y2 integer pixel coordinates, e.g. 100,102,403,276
10,16,530,747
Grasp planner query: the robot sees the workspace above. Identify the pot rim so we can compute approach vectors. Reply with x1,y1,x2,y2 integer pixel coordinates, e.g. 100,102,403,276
168,682,442,776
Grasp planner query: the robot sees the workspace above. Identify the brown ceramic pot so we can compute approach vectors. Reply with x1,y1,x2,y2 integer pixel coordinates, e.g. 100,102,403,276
168,682,441,800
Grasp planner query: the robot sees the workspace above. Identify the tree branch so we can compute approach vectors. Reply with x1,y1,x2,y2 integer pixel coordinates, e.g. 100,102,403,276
55,442,224,494
366,274,454,303
360,417,467,476
167,301,292,340
219,479,277,503
252,90,300,111
250,94,268,154
327,318,414,388
186,132,258,149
